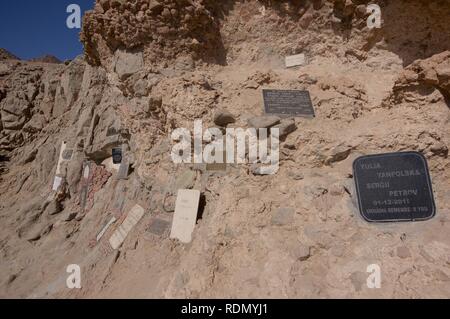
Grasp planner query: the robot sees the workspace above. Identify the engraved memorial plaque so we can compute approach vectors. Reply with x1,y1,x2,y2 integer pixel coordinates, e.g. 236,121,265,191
170,189,200,243
263,89,315,117
353,152,436,222
112,148,122,164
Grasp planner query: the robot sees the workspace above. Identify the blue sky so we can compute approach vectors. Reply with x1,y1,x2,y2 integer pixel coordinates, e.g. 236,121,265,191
0,0,95,61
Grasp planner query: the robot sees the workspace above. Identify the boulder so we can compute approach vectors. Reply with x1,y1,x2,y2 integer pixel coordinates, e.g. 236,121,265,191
247,116,281,129
23,113,46,133
213,110,236,127
53,57,86,118
273,118,297,137
44,200,63,216
114,50,144,81
1,94,30,117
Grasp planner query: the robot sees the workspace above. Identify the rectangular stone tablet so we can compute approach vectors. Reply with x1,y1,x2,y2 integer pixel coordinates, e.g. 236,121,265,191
285,53,306,68
109,204,145,249
170,189,201,243
97,217,117,242
117,160,129,180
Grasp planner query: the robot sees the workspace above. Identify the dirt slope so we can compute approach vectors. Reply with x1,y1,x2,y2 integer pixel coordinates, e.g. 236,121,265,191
0,0,449,298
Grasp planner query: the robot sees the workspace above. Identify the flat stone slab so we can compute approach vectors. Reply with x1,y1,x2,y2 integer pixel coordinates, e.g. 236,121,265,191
117,160,130,180
52,176,63,191
56,141,68,175
109,204,145,249
170,189,201,244
285,53,306,68
247,115,281,129
97,216,117,242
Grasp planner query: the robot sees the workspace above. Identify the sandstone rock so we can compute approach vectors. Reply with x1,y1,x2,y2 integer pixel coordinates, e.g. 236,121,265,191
23,113,46,133
0,63,10,76
26,228,42,242
174,169,196,191
61,211,77,222
26,223,52,242
349,271,366,292
213,110,235,127
114,50,144,81
294,244,311,261
148,95,163,113
1,94,29,116
1,0,450,300
397,246,411,259
273,118,297,137
0,48,19,61
86,108,123,161
271,207,294,226
76,105,94,138
289,171,304,181
247,116,280,129
355,5,367,17
66,154,84,195
430,141,448,157
250,163,279,176
392,51,450,99
45,200,63,216
1,113,27,130
133,79,149,97
53,57,85,118
324,145,352,165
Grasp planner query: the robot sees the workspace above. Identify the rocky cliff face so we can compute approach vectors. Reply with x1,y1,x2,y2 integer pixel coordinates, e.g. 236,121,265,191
0,0,449,298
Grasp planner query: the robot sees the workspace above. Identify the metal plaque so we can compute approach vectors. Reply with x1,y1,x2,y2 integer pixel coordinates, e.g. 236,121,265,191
263,89,315,117
353,152,436,222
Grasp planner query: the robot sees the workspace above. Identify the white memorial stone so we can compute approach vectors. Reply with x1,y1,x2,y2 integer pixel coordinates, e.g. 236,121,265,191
56,141,67,176
170,189,201,244
285,53,306,68
52,176,63,191
109,205,145,250
97,216,117,242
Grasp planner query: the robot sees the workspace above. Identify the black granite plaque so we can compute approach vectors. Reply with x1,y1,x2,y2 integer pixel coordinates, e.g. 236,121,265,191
353,152,436,222
263,89,315,117
112,148,122,164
